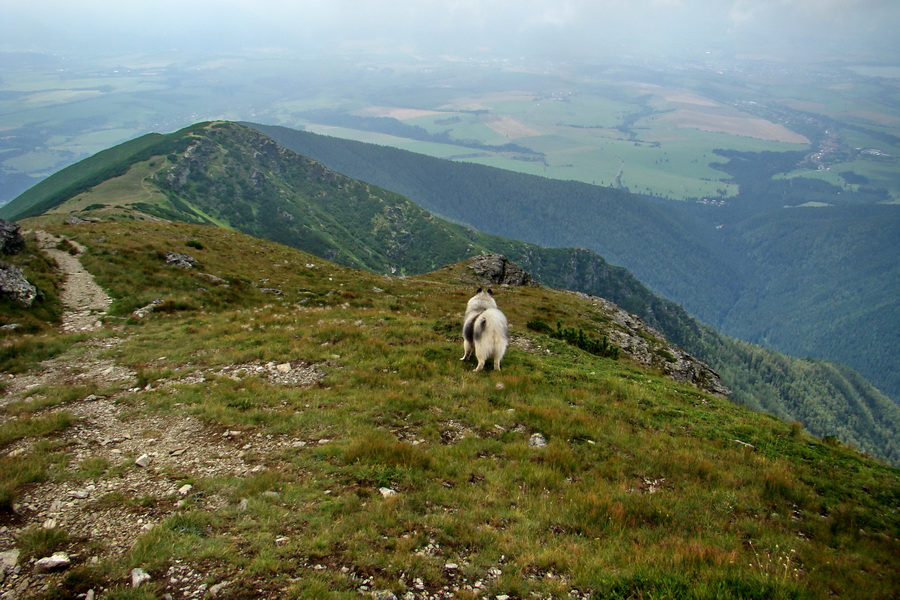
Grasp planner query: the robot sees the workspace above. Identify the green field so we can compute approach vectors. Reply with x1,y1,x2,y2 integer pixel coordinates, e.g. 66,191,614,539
258,69,843,199
2,51,899,205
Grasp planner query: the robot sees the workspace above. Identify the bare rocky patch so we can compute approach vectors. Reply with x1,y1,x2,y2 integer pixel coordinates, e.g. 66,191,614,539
157,360,326,390
1,337,134,412
1,344,328,598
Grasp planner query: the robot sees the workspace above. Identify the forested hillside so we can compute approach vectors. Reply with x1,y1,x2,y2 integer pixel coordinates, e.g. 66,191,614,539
247,123,900,404
246,124,735,313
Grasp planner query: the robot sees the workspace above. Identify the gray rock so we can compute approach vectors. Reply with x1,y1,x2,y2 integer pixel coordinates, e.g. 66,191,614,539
132,299,163,318
134,454,152,467
0,264,38,306
467,254,536,287
0,550,20,572
165,252,197,268
131,567,151,587
0,220,24,255
570,292,730,398
209,581,231,597
34,552,70,573
528,433,548,447
197,272,226,285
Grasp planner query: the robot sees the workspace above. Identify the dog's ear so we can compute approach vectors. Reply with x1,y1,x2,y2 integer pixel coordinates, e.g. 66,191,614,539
475,287,482,294
486,288,493,296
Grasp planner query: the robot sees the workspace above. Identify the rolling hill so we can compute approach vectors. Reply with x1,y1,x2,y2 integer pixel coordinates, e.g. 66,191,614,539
1,121,897,465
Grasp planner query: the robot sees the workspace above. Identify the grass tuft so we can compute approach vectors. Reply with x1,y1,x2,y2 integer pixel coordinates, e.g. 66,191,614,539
15,526,71,560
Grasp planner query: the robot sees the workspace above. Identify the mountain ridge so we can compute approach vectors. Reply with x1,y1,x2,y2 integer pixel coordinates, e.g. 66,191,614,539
2,121,897,465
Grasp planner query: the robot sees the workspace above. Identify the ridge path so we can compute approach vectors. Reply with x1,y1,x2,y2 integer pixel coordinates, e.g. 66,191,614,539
33,230,112,332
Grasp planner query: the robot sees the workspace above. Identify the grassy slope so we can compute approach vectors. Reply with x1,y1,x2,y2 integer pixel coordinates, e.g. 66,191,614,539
246,123,900,405
2,218,898,599
6,121,898,465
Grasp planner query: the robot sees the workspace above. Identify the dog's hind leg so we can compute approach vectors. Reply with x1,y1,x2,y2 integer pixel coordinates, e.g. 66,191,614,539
461,339,473,361
461,314,478,361
473,358,486,372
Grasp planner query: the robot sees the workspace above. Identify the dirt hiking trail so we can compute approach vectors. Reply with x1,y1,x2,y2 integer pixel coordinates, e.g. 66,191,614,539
0,234,322,599
33,231,112,333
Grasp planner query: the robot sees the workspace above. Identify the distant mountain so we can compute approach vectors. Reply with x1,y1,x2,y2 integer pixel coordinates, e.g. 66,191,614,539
3,121,897,464
244,123,900,405
0,128,196,221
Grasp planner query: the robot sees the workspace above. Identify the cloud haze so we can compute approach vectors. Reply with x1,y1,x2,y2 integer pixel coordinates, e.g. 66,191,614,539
1,0,899,60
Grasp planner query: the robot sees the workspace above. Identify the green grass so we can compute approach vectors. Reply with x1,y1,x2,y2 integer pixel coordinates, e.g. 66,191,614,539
0,412,73,447
15,526,72,563
0,441,68,511
1,384,98,416
2,218,897,599
0,336,71,373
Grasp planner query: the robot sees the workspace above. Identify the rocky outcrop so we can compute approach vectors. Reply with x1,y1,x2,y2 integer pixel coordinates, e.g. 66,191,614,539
0,219,25,255
567,291,730,397
0,263,38,306
467,254,537,287
165,252,198,268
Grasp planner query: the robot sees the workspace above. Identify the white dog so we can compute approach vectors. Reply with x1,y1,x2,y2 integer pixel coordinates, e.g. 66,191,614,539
461,288,509,372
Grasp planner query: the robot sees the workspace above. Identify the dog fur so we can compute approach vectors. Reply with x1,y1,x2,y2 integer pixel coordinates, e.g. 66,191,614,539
461,288,509,372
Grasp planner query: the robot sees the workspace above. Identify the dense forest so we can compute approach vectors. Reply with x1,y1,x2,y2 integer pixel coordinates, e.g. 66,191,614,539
247,123,900,405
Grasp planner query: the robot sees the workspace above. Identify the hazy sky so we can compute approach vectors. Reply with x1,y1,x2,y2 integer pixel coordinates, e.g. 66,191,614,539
2,0,900,61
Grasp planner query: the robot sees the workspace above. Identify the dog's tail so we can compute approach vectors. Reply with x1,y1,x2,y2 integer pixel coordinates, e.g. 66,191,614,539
474,314,487,341
474,309,508,341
